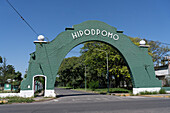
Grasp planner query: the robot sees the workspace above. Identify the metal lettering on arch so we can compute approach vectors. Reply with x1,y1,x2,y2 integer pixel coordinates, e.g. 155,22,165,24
20,20,161,97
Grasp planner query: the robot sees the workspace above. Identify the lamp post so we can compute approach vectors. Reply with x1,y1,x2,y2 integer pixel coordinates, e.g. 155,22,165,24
96,49,109,93
80,62,87,91
85,65,87,91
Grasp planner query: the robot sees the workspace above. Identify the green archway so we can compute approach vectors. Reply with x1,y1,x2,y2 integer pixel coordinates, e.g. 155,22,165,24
20,20,161,97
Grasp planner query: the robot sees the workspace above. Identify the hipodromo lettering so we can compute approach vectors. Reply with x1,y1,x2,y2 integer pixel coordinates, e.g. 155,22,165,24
71,29,119,40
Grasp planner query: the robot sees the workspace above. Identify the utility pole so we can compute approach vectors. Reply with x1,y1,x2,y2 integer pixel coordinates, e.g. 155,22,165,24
96,49,109,93
85,65,87,91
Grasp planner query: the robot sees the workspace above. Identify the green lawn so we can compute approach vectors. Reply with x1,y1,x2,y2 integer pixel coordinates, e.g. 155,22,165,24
57,86,73,89
72,88,131,94
0,96,34,104
0,90,19,93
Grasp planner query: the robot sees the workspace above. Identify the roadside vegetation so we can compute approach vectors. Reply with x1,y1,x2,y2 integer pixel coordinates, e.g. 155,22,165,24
72,88,131,94
130,89,167,96
0,56,22,92
0,90,19,93
0,96,34,104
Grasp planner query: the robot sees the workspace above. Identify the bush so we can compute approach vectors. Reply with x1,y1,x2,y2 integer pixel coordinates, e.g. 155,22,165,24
139,89,167,95
88,81,99,91
159,89,166,94
109,88,131,93
0,90,19,93
139,91,158,95
0,96,34,104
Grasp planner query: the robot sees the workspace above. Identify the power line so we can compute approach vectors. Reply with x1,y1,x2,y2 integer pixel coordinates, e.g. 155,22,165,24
5,0,170,45
6,0,38,36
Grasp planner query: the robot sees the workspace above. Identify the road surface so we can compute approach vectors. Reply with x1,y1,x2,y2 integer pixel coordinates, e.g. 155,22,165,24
0,88,170,113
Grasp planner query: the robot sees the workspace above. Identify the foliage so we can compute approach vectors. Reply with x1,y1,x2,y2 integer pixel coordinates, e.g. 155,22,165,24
132,89,167,96
57,37,169,90
129,37,170,66
95,88,131,93
57,57,85,88
34,76,45,88
139,91,158,95
0,56,2,63
80,41,131,88
88,80,99,91
147,40,170,66
57,86,72,89
0,96,34,104
0,57,22,90
0,90,19,93
138,89,167,95
159,89,166,94
73,88,131,94
109,88,131,93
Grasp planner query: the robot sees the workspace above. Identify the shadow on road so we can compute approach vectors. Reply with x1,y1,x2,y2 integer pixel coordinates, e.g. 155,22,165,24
55,88,100,98
56,93,99,98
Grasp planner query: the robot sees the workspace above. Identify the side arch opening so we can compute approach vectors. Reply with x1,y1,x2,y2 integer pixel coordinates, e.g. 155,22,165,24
33,75,46,97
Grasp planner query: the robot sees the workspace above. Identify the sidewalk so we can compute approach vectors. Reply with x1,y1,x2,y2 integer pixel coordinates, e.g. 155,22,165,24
33,96,55,102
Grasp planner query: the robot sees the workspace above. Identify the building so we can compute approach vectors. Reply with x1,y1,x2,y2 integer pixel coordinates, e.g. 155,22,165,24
155,61,170,87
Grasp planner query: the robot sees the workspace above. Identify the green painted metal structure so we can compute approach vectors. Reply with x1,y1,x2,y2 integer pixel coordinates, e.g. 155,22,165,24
21,20,161,91
4,84,11,91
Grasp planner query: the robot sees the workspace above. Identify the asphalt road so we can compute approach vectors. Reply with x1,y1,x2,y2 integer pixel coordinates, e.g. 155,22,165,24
1,88,170,113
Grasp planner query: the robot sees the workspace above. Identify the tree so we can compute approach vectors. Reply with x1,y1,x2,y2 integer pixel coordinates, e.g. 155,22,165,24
57,57,85,88
129,37,170,66
0,57,22,90
0,56,2,63
57,37,169,90
0,57,7,86
24,69,28,78
80,42,131,88
147,41,170,66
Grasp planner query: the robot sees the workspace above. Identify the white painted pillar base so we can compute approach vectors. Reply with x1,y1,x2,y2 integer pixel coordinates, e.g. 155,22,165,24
20,90,34,97
0,93,20,98
0,90,56,98
44,90,56,97
133,87,161,95
166,91,170,93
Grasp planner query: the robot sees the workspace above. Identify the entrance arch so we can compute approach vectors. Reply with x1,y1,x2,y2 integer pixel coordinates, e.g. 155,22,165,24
20,20,161,97
33,75,46,96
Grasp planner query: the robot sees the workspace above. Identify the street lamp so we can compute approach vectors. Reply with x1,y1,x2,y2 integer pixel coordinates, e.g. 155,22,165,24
80,62,87,91
85,65,87,91
95,49,109,93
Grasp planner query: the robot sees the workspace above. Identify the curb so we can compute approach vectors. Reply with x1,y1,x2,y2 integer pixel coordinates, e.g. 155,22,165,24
112,93,131,96
141,95,170,98
33,98,55,102
0,99,8,104
112,94,170,98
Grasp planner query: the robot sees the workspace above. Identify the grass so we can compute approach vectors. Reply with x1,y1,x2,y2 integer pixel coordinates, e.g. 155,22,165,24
0,90,19,93
72,88,131,94
57,86,73,89
0,96,34,104
139,91,158,95
159,89,167,94
59,87,168,96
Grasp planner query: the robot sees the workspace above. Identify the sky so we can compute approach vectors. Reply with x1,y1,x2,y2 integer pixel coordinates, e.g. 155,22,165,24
0,0,170,76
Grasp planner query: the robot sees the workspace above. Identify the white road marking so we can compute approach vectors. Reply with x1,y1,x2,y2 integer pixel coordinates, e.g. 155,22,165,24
95,98,101,100
53,99,59,102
